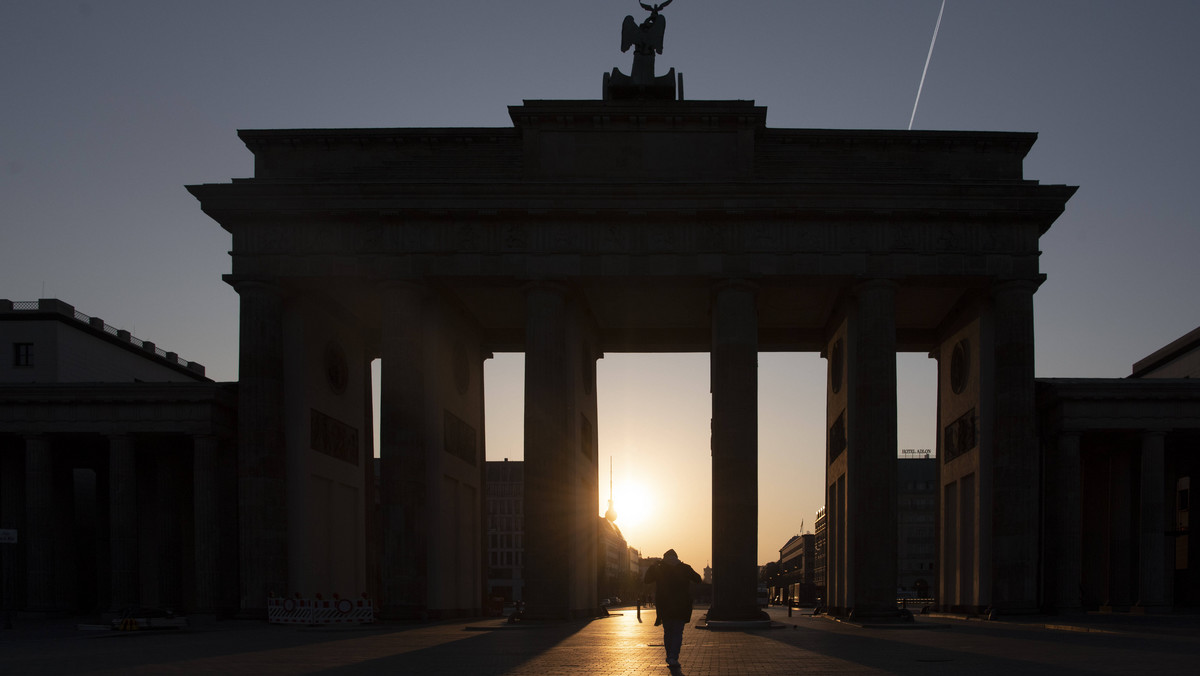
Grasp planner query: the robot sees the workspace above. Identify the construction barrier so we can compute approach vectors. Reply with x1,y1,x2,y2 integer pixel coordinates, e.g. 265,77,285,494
268,595,374,625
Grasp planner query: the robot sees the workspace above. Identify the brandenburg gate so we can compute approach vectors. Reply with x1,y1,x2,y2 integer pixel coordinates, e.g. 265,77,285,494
188,10,1073,621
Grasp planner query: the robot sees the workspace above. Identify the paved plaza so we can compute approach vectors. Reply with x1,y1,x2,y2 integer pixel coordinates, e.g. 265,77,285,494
2,605,1198,675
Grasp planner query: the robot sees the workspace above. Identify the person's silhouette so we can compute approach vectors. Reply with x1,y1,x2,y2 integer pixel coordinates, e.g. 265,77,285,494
643,549,701,668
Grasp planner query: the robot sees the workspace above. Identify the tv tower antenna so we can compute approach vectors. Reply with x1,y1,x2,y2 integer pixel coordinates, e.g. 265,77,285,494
605,456,618,523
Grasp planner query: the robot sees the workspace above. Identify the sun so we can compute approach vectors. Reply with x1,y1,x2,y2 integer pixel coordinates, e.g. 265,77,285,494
609,479,654,529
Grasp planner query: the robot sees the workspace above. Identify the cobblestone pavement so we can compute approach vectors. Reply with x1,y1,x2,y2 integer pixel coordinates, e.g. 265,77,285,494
2,605,1199,675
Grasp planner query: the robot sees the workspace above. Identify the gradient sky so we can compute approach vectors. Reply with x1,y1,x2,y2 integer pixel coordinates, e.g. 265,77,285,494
3,1,1198,570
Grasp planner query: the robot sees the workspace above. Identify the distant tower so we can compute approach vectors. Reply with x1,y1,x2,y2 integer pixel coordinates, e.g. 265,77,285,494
605,456,618,523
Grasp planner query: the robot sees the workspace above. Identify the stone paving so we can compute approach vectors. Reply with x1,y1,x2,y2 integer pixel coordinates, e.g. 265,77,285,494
2,605,1199,675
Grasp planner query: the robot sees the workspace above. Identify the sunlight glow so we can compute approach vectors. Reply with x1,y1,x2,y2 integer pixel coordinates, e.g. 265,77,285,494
611,479,655,530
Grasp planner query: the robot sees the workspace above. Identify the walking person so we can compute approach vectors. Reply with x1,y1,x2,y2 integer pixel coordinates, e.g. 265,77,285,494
643,549,701,668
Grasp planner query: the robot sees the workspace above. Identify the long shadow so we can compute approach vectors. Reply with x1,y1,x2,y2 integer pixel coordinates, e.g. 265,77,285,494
756,617,1200,675
317,620,589,674
0,617,586,675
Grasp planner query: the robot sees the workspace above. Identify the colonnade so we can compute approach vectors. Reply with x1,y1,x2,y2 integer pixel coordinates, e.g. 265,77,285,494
225,271,1047,621
0,431,236,614
495,276,1043,620
1046,426,1182,613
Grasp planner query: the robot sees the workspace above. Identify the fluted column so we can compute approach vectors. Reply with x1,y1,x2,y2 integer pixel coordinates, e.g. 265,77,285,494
990,279,1040,612
234,280,287,614
1105,450,1133,609
709,281,760,621
1136,430,1168,612
379,281,430,618
156,451,182,609
192,434,220,613
108,434,138,611
846,280,898,619
1052,432,1082,612
522,282,571,620
25,435,55,611
0,444,20,617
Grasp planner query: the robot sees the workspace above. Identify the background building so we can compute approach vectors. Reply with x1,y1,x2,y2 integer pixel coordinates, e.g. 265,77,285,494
484,460,524,605
898,455,936,597
774,533,818,606
0,299,235,616
813,507,826,603
1036,326,1200,613
597,517,627,603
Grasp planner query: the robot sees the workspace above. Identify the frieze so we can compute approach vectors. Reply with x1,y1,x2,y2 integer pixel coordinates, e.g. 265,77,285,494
943,408,977,462
580,414,595,461
310,408,358,466
502,223,527,251
444,409,477,466
829,410,846,462
229,216,1040,261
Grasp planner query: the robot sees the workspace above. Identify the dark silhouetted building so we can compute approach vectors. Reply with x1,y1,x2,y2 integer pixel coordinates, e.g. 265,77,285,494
485,460,525,604
1036,326,1200,612
0,298,235,617
898,455,936,597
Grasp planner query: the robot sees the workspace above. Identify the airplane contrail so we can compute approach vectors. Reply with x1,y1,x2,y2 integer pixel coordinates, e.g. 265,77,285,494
909,0,946,130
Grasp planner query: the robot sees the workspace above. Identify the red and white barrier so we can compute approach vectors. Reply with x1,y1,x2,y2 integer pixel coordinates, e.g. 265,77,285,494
268,594,374,625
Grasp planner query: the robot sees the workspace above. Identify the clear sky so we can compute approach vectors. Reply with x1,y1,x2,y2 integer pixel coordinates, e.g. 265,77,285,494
3,1,1199,570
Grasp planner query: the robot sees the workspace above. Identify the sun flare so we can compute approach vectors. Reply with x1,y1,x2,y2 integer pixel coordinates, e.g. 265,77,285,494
608,479,654,529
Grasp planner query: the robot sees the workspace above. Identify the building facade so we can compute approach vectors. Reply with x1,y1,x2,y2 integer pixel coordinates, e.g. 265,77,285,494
598,517,627,602
188,91,1073,620
0,299,236,616
1035,327,1200,613
898,457,936,597
485,460,525,604
775,533,818,605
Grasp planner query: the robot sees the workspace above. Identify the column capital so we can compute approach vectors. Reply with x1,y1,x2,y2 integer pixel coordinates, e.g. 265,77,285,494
991,276,1044,297
231,278,283,297
851,278,898,296
521,279,570,298
378,278,428,294
710,278,759,296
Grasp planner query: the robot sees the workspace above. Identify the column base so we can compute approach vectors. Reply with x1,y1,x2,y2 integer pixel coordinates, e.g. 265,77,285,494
706,606,768,622
1131,604,1171,615
699,617,774,630
837,608,916,624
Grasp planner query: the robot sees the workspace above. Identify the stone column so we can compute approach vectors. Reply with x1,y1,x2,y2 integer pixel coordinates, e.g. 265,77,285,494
379,281,430,618
709,281,760,621
234,280,287,614
1105,450,1133,609
845,280,898,619
192,434,220,613
0,444,20,616
155,451,182,610
108,434,138,611
1135,430,1168,612
362,354,382,610
1052,432,1082,613
522,282,572,620
989,279,1040,613
25,435,55,611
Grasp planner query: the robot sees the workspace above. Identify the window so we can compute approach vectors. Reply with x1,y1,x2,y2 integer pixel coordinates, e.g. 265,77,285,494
12,343,33,367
